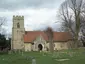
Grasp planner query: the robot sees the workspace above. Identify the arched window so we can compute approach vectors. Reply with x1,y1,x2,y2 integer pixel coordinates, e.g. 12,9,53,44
17,22,20,28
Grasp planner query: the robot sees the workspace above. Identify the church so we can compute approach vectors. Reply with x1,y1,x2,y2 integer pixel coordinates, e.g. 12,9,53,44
11,15,73,51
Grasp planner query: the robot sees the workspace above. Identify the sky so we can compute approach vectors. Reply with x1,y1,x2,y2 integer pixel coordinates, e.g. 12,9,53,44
0,0,65,36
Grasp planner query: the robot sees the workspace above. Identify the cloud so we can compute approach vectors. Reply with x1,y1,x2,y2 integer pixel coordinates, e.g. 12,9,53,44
0,0,64,10
3,8,58,32
0,0,65,36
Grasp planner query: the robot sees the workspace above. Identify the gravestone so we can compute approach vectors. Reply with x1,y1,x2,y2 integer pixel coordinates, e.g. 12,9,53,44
32,58,36,64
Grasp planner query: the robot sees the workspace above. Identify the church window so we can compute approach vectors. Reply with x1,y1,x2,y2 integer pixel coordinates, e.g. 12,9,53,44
17,22,20,28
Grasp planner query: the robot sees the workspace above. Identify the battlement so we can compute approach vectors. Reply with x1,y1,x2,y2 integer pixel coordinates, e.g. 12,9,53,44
13,15,24,20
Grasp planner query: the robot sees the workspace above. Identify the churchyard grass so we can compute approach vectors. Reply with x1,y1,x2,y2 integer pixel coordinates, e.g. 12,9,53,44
0,48,85,64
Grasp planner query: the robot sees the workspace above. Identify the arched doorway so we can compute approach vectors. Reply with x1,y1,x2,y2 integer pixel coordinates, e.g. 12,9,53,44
38,44,43,51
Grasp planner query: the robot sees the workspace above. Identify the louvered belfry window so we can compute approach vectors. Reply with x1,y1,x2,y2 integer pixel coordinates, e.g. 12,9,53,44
17,22,20,28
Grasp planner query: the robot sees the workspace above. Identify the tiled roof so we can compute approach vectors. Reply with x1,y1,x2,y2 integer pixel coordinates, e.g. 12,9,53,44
24,31,72,43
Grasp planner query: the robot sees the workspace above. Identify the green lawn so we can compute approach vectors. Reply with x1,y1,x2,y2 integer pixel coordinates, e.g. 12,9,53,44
0,48,85,64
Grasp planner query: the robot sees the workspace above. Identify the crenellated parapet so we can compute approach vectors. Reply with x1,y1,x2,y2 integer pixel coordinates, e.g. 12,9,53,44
13,15,24,20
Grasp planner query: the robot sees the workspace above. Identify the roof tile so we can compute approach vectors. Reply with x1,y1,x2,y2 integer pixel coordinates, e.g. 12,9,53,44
24,31,72,43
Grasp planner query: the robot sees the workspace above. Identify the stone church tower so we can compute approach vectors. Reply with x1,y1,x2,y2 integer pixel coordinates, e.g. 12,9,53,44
11,16,25,50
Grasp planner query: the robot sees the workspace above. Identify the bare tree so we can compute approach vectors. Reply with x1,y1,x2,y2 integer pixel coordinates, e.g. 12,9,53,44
44,27,54,52
80,29,85,46
80,14,85,46
59,0,85,47
0,17,7,33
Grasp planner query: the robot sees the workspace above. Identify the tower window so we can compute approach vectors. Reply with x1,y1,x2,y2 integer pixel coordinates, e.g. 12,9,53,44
17,22,20,28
